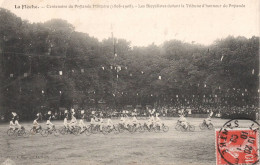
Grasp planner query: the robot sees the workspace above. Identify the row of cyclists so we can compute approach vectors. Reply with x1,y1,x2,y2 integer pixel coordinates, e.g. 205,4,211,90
9,109,213,133
178,114,212,129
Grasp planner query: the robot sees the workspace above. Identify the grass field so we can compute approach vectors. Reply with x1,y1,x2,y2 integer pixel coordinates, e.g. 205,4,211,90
0,118,258,165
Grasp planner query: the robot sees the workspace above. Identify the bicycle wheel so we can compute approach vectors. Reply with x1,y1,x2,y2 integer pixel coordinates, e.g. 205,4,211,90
117,125,124,133
85,126,92,136
101,127,109,135
154,126,160,133
17,129,23,137
53,129,60,137
113,127,120,134
189,125,195,132
148,126,154,132
13,130,18,137
7,129,14,136
199,123,206,130
138,126,145,133
126,125,132,133
129,126,135,134
208,123,214,130
106,126,112,134
41,129,49,137
175,124,181,131
72,126,80,136
30,128,37,135
93,126,99,134
142,125,148,132
22,130,30,138
180,126,187,132
59,127,67,135
162,125,169,132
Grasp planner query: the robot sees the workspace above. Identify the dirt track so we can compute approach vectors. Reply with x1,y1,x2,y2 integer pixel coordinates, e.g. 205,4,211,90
0,118,258,165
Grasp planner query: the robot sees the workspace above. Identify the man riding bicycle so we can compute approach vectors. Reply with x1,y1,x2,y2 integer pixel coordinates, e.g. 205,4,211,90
178,114,188,129
46,111,54,130
63,110,69,129
107,115,114,128
94,113,104,131
10,112,21,130
155,113,162,129
204,115,212,127
33,113,41,131
131,114,138,127
79,110,86,133
147,115,155,128
119,113,126,127
90,115,96,126
99,116,104,131
69,109,77,131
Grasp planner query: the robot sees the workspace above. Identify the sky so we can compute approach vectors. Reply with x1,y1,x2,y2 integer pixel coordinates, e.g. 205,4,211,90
0,0,259,46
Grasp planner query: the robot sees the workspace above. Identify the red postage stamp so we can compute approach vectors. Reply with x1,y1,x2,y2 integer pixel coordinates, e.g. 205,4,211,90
216,119,259,165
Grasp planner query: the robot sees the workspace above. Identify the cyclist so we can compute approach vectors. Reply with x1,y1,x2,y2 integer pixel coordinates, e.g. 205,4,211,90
131,114,138,127
69,110,77,131
147,115,155,128
32,113,41,131
119,113,126,127
204,115,212,127
90,115,96,126
178,114,188,129
155,113,162,129
63,110,69,129
9,112,18,130
94,113,103,131
79,110,86,133
13,112,22,130
124,113,131,128
46,111,54,130
99,116,104,131
107,115,113,129
9,120,15,130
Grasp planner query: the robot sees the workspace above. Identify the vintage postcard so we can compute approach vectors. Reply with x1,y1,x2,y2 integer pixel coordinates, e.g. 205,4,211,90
0,0,259,164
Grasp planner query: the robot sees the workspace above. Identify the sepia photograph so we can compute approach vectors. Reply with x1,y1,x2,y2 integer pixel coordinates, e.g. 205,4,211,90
0,0,259,164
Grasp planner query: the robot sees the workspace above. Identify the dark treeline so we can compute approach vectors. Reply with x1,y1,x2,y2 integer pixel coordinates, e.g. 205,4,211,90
0,8,259,120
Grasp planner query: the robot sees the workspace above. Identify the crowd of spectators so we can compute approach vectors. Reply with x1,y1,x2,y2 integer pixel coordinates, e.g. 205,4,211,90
49,104,259,121
1,103,259,122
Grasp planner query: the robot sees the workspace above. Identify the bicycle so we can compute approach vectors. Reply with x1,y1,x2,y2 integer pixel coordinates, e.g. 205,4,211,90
41,125,59,137
106,125,120,134
30,126,43,135
129,123,144,134
59,126,80,136
7,127,29,138
142,123,157,132
180,122,195,132
117,123,132,133
199,121,214,130
154,123,169,133
87,124,108,135
77,126,91,136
